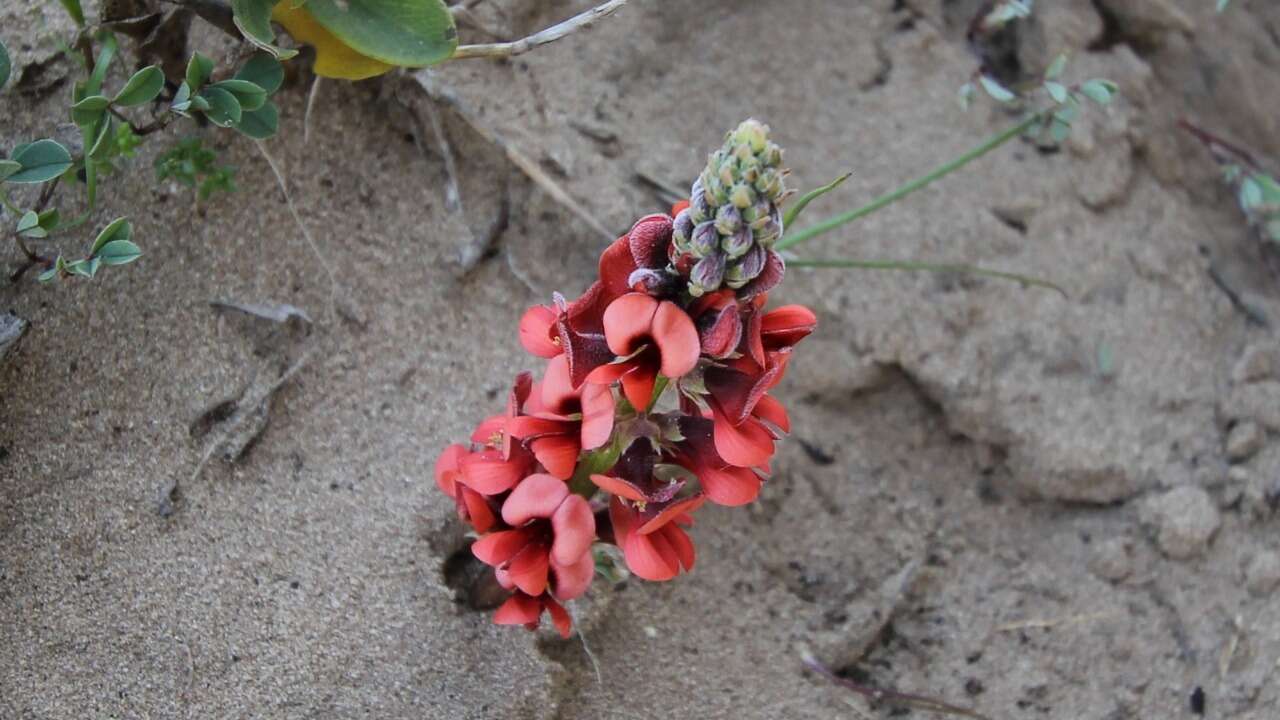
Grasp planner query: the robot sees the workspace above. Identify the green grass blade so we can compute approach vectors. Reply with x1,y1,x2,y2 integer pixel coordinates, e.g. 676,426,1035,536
790,257,1066,297
783,172,851,229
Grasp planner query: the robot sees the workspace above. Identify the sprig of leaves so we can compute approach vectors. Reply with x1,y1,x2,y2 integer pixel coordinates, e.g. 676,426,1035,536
155,138,238,202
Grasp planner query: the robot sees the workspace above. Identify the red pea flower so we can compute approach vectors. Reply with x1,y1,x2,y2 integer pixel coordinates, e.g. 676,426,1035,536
608,495,698,582
493,590,574,638
471,474,596,601
586,292,700,410
507,354,615,479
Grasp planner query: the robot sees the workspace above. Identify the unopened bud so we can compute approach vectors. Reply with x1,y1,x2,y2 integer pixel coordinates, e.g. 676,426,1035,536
689,178,711,223
763,141,783,167
732,119,769,154
754,210,782,247
689,251,726,296
723,226,753,259
672,208,694,246
714,204,742,235
690,221,719,258
729,183,754,209
735,244,767,281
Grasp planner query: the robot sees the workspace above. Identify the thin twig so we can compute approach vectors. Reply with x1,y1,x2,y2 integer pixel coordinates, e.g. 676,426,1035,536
409,70,614,241
304,77,323,146
451,0,628,60
801,652,991,720
253,140,340,319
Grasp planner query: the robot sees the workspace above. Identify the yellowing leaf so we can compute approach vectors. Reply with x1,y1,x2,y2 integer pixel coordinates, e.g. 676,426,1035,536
271,2,394,80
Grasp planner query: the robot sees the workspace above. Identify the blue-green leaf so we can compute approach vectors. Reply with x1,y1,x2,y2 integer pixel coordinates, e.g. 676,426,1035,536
234,53,284,94
90,217,131,255
199,86,242,127
114,66,165,106
186,52,215,91
210,79,267,111
7,139,73,184
234,101,279,139
979,75,1016,103
97,239,142,266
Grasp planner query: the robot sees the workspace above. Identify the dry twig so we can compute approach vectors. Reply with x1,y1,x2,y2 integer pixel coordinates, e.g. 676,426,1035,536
451,0,628,60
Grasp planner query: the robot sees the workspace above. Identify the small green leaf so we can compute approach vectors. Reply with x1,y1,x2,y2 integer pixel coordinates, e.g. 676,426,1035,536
189,94,211,112
231,0,300,60
1080,79,1117,105
1045,53,1068,81
210,79,267,111
0,159,20,181
17,211,45,238
114,66,164,106
172,81,192,113
90,217,131,255
0,37,10,91
71,94,110,125
58,0,85,26
234,101,279,139
978,75,1016,103
186,52,215,91
783,172,851,229
38,264,60,282
97,239,142,266
1049,119,1071,143
199,86,243,127
7,139,73,184
234,53,284,94
37,208,60,232
1044,80,1068,104
64,259,93,278
87,115,114,159
1240,178,1263,209
86,256,102,276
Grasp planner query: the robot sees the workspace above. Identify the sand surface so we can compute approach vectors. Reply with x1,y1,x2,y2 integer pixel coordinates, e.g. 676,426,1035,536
4,1,1280,718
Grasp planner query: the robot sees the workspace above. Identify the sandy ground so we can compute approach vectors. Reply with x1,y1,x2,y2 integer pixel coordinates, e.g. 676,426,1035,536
4,0,1280,717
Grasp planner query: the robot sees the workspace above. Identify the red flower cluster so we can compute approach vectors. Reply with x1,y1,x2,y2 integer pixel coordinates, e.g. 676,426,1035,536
435,206,815,637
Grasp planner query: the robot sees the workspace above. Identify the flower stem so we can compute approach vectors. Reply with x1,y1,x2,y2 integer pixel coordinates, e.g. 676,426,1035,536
776,112,1044,251
789,257,1066,297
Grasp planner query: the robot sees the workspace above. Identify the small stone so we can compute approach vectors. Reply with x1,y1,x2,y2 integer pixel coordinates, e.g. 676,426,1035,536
1142,486,1221,560
1088,537,1133,582
1244,551,1280,595
1226,422,1265,463
1232,344,1276,385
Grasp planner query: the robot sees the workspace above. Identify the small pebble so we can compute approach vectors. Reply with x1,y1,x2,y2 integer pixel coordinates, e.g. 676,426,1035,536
1245,551,1280,595
1226,422,1265,463
1232,344,1276,385
1143,486,1221,560
1089,537,1133,582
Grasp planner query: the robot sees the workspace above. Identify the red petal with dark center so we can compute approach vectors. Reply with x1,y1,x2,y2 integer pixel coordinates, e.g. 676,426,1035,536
502,473,569,525
603,293,660,357
519,305,561,358
627,214,673,271
652,301,701,378
619,364,658,412
472,528,536,566
530,435,581,480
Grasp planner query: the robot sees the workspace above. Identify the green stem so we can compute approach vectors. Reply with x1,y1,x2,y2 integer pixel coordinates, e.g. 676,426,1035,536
789,258,1066,297
776,112,1044,251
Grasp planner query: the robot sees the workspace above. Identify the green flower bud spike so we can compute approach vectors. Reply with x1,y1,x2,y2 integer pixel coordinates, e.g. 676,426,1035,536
682,118,790,296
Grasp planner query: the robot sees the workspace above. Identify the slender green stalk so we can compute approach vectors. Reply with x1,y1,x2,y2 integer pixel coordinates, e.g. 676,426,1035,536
789,257,1066,297
776,112,1044,251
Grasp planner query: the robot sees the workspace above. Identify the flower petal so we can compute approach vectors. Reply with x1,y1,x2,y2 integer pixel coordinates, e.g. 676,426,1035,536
662,523,696,572
470,415,506,447
507,543,551,596
502,473,570,525
540,354,578,416
550,495,596,566
622,531,678,581
627,214,673,271
519,305,561,358
545,595,573,638
602,293,659,357
738,250,785,299
585,360,633,386
698,464,761,506
458,486,498,533
652,301,701,378
579,383,615,450
711,410,775,468
598,235,638,299
752,393,790,434
507,415,570,441
638,495,706,534
697,302,743,359
590,474,647,502
493,592,542,627
530,435,581,480
472,528,535,567
434,444,467,494
761,304,817,348
551,553,595,601
459,451,526,495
